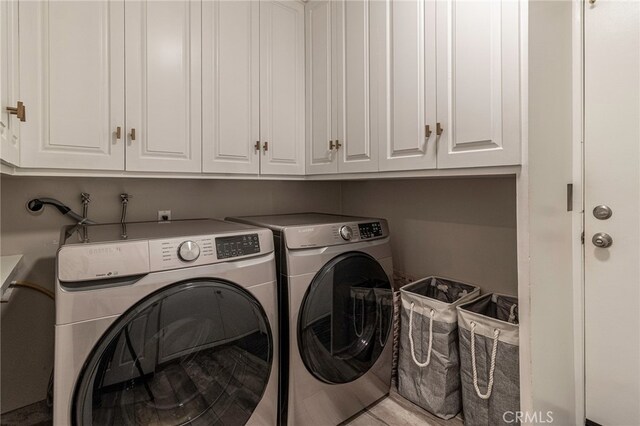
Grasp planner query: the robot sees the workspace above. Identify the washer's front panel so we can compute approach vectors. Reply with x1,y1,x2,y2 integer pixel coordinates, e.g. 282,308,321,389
64,280,276,426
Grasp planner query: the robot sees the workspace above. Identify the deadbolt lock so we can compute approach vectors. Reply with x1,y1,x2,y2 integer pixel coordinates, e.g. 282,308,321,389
593,205,612,220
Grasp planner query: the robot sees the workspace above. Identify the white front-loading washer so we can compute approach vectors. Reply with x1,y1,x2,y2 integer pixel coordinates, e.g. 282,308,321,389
54,219,278,425
227,214,394,426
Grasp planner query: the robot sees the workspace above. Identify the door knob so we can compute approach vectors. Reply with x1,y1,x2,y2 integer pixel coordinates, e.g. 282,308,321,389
592,232,613,248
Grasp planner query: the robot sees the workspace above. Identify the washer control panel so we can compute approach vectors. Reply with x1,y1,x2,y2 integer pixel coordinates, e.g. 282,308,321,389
149,232,265,271
178,240,200,262
156,237,215,267
216,233,260,259
358,222,383,239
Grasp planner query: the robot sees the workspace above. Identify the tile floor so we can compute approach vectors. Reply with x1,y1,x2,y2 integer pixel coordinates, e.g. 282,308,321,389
0,400,51,426
344,389,464,426
1,388,465,426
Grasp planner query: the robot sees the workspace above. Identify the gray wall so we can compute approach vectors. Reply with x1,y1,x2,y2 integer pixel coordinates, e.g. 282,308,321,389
0,174,518,413
341,177,518,294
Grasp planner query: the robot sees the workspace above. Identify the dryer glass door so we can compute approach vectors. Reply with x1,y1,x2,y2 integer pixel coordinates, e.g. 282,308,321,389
298,252,393,384
72,279,273,425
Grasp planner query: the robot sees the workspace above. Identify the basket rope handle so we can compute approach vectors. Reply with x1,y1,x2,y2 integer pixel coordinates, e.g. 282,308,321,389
508,303,518,323
408,302,435,367
470,321,501,400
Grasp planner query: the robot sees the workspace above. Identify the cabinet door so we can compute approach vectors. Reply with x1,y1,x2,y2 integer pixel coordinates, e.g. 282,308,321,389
125,0,201,173
436,0,521,168
305,0,336,175
260,0,305,175
374,0,436,172
202,0,260,174
0,0,20,166
19,0,125,170
336,0,377,173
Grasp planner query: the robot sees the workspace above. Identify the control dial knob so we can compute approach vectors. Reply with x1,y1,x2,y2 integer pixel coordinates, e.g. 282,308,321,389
178,240,200,262
339,225,353,241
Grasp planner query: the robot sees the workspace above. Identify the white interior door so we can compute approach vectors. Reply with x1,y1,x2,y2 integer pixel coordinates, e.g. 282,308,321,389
336,0,377,173
584,2,640,425
125,0,202,173
376,0,436,172
305,0,336,175
18,0,125,170
260,0,305,176
0,0,20,166
202,0,260,175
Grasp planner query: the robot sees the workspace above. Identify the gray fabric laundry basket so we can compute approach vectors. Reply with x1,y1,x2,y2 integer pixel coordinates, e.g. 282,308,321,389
398,277,480,419
457,293,519,426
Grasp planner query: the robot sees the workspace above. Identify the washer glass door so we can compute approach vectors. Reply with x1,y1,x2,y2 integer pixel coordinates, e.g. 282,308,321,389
73,280,272,425
298,252,393,384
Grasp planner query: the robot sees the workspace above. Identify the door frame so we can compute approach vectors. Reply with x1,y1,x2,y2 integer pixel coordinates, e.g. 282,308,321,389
572,0,585,423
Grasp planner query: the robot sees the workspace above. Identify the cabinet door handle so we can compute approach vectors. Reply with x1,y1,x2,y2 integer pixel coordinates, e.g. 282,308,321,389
425,124,432,138
263,141,268,152
6,101,26,122
329,140,335,150
335,140,342,150
130,128,136,141
115,126,122,140
255,141,261,152
436,123,443,136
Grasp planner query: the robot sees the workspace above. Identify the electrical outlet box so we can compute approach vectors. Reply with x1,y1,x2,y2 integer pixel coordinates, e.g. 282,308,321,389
158,210,171,222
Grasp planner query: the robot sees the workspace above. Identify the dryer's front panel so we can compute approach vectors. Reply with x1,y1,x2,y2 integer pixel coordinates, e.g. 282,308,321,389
297,252,393,384
71,279,273,426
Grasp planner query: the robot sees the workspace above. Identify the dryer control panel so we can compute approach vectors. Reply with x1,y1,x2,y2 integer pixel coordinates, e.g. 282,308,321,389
284,219,389,249
358,222,383,239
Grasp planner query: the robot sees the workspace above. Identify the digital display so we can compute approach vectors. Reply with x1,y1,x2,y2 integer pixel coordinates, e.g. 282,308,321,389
358,222,383,239
216,234,260,259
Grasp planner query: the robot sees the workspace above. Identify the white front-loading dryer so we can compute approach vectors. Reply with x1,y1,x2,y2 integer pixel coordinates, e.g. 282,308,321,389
54,219,278,425
227,214,394,426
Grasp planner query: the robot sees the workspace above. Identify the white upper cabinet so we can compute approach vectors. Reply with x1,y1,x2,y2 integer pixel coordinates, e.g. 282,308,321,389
260,0,305,175
202,0,304,176
306,0,336,175
0,0,20,166
7,0,521,177
435,0,521,169
374,0,437,172
306,0,376,175
18,0,125,170
125,0,202,173
202,0,260,175
336,0,377,173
